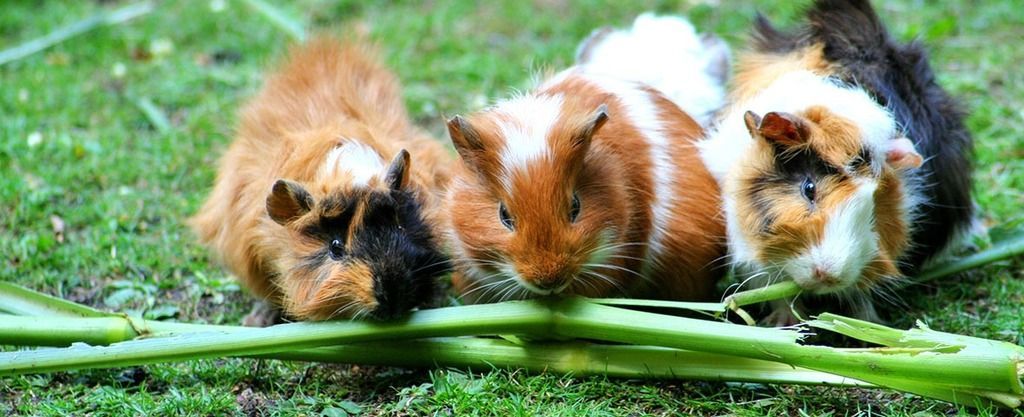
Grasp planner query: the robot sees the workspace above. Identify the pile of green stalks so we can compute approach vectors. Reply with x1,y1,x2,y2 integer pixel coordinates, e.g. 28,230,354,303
2,232,1023,409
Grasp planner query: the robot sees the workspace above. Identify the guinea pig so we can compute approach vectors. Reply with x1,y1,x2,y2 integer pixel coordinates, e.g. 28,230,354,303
574,12,732,127
445,14,727,303
699,0,974,323
190,38,452,321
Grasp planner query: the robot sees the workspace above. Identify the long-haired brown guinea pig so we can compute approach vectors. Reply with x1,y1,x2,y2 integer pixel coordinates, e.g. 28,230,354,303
698,0,975,323
190,37,452,321
445,15,729,303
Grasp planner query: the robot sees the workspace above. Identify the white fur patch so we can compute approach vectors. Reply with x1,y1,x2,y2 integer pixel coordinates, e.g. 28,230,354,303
319,141,384,186
785,181,880,293
575,13,728,126
580,74,676,261
699,70,897,184
493,94,564,190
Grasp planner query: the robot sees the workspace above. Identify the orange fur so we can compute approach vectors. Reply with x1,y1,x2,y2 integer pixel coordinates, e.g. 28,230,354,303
447,72,725,301
190,37,450,320
731,44,835,103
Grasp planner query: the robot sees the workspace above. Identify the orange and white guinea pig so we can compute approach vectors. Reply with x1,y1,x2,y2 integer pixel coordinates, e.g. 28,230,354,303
445,15,729,302
191,38,452,321
699,0,975,323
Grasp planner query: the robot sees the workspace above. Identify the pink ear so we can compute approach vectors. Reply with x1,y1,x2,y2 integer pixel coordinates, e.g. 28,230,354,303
885,137,923,170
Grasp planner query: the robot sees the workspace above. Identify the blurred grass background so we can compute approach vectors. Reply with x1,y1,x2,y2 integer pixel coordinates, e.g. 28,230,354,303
1,0,1022,415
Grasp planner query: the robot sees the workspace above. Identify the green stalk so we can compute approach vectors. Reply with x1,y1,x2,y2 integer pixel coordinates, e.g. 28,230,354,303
0,313,871,387
266,338,875,387
587,298,725,312
915,232,1024,283
0,301,550,375
0,316,139,347
0,282,110,318
555,300,1024,407
724,281,801,310
3,299,1021,407
0,316,238,347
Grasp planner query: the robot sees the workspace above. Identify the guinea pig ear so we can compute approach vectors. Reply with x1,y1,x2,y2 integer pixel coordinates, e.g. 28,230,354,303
753,111,808,147
267,179,314,225
743,111,763,137
446,115,486,166
384,149,411,191
884,137,924,170
573,104,609,150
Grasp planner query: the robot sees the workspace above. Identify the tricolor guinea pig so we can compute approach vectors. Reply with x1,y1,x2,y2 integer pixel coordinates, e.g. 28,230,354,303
699,0,974,323
190,38,452,321
445,15,728,302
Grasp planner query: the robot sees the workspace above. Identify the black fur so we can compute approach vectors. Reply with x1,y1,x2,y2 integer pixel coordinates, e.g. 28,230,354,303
304,189,450,320
359,190,450,319
746,148,842,235
753,0,974,271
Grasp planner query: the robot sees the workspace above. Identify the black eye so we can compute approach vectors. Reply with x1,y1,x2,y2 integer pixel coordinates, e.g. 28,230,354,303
801,178,816,202
569,192,581,223
328,238,345,260
498,202,514,231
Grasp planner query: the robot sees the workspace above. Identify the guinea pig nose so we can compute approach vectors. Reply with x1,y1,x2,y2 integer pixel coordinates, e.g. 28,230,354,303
369,304,404,321
533,274,571,292
812,267,840,286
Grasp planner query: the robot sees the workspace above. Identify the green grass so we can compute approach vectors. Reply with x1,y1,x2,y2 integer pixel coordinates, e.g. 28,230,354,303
1,0,1022,415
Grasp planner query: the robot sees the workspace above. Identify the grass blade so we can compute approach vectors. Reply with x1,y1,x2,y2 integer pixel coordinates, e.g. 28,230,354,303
0,2,153,66
130,96,172,133
240,0,305,41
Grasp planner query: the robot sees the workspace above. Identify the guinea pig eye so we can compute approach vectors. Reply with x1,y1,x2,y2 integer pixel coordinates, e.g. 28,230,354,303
801,177,816,203
328,238,345,260
498,202,514,231
569,192,581,223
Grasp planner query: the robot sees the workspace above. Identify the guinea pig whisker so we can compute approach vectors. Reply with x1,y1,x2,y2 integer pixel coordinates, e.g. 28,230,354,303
766,267,789,287
595,241,650,250
494,279,524,303
329,299,364,320
869,285,906,310
458,272,514,300
704,251,738,270
471,278,512,301
350,308,372,321
508,285,530,302
459,258,508,270
474,275,520,303
721,270,772,301
580,269,628,297
409,259,453,275
603,254,648,262
862,269,908,309
574,275,601,296
588,241,649,260
582,263,645,279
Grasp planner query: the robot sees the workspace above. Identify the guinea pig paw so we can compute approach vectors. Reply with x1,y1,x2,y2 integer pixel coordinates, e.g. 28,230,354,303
242,300,282,327
763,299,805,327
